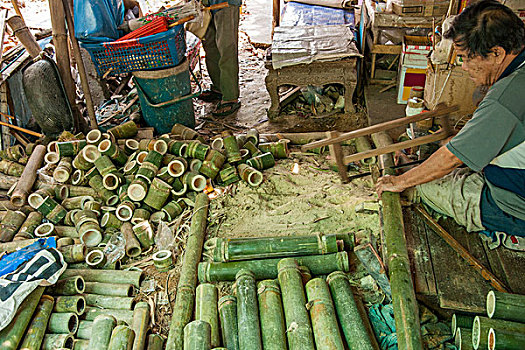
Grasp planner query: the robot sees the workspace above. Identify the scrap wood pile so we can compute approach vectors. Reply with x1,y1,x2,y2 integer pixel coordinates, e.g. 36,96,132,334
0,119,329,349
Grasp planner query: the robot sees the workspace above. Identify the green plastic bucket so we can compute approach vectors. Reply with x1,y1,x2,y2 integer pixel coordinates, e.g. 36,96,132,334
133,59,200,134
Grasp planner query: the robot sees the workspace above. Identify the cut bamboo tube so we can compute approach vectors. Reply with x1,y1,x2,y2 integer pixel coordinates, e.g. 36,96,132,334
487,290,525,323
473,316,525,350
11,144,45,207
165,193,210,350
455,327,473,350
488,328,525,350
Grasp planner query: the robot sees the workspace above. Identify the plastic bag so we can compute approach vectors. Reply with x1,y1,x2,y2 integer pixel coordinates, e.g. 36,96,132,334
155,221,175,251
103,231,126,264
74,0,125,43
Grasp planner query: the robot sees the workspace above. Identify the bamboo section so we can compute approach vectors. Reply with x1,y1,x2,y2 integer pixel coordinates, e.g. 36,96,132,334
19,295,55,350
473,316,525,350
257,280,286,350
195,284,220,348
166,193,210,350
235,269,262,350
11,144,46,207
487,290,525,323
218,296,239,350
488,328,525,350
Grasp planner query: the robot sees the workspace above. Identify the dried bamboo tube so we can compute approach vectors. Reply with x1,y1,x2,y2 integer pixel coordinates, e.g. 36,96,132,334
60,269,143,288
19,294,54,350
473,316,525,350
81,293,135,310
88,314,117,349
195,284,220,348
131,302,150,350
0,173,19,190
47,312,79,334
107,324,135,350
183,321,211,350
11,144,45,207
14,211,43,240
0,210,26,241
488,328,525,350
166,193,210,350
121,222,141,257
487,290,525,323
455,327,473,350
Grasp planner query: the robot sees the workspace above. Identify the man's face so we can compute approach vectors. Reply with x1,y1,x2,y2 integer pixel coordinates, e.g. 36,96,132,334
454,44,502,87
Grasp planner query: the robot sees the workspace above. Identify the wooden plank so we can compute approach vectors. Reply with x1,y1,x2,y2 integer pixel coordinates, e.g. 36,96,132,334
344,132,448,164
485,244,525,295
403,207,438,296
371,44,402,55
301,105,459,151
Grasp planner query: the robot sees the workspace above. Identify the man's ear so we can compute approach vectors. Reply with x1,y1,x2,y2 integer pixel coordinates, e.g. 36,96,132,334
492,46,507,64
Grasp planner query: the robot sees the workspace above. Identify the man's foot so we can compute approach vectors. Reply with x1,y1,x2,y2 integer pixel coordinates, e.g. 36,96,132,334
212,100,241,117
198,89,222,102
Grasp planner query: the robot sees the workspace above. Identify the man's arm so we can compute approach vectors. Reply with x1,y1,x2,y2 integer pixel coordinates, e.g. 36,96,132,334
375,145,463,197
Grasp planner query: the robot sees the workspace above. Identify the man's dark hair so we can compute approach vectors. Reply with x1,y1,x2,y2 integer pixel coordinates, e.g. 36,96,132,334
444,0,525,57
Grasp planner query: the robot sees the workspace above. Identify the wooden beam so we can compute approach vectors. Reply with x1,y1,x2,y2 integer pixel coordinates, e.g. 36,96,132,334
302,105,459,151
414,205,510,293
343,132,448,164
371,44,402,55
326,131,349,183
0,10,9,65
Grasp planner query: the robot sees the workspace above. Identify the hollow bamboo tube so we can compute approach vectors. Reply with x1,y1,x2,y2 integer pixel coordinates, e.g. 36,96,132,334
55,225,80,238
53,295,86,315
382,189,423,349
47,312,79,334
207,233,340,262
42,334,74,350
195,284,220,348
58,244,87,263
235,269,262,350
77,320,92,340
11,145,45,207
452,314,475,337
0,238,42,253
277,258,315,350
84,282,133,297
19,294,54,350
7,15,41,58
60,269,143,288
132,302,150,350
198,252,349,282
0,286,45,350
166,193,210,350
305,278,344,350
454,327,474,350
488,328,525,350
257,280,286,350
121,222,142,258
49,276,85,295
218,296,239,350
14,212,43,240
107,325,136,350
487,290,525,323
0,159,25,176
88,314,117,350
0,210,27,242
473,316,525,350
81,293,135,310
83,307,134,326
183,320,211,350
74,338,90,350
0,173,19,190
326,271,375,350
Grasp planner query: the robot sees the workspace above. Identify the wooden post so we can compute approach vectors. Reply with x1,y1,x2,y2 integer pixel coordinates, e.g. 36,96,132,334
326,131,349,183
272,0,280,38
60,0,98,130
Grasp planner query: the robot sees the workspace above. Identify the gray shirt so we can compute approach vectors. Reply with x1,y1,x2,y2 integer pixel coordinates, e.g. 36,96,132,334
446,63,525,220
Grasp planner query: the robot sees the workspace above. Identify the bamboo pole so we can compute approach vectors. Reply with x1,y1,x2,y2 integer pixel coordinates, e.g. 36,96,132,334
7,15,41,58
166,193,210,350
11,144,46,207
488,328,525,350
473,316,525,350
60,0,98,129
487,291,525,323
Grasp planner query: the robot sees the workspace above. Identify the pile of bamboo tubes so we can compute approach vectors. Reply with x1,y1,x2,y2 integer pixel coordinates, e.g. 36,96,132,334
452,290,525,350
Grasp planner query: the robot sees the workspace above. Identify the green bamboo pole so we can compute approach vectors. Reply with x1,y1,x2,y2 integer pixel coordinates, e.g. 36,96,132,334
108,121,138,139
452,314,475,337
83,307,134,326
0,287,45,350
84,282,133,297
49,276,85,295
487,290,525,323
183,320,211,350
77,320,92,340
258,140,289,159
305,278,344,350
326,271,375,350
207,233,340,262
47,312,79,334
143,178,172,210
235,269,262,350
277,258,315,350
147,334,164,350
257,280,286,350
41,334,74,350
19,295,54,350
107,324,135,350
200,149,226,179
60,269,143,287
218,296,239,350
473,316,525,350
88,314,117,349
237,164,263,187
132,302,150,350
74,338,90,350
381,191,423,350
198,252,349,282
186,141,210,161
488,328,525,350
53,295,86,315
195,284,220,347
222,131,242,163
246,152,275,170
166,193,210,350
81,294,135,310
455,327,474,350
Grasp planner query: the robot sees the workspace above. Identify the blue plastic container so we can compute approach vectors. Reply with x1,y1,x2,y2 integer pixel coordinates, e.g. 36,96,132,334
133,59,200,134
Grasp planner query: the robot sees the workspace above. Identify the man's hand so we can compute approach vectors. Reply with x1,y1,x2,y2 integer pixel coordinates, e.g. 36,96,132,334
375,175,408,198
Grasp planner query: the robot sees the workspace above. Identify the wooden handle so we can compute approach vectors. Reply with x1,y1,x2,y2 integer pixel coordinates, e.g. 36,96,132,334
7,15,41,58
204,2,229,10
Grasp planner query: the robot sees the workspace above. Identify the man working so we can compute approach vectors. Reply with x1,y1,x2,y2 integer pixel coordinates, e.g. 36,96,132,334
376,0,525,249
198,0,241,117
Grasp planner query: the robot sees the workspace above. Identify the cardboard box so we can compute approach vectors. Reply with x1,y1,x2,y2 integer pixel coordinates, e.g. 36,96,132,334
397,66,427,104
392,0,449,17
402,35,431,68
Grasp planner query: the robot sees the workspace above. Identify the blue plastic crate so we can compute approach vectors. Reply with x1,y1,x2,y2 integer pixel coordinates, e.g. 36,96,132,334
82,24,186,77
